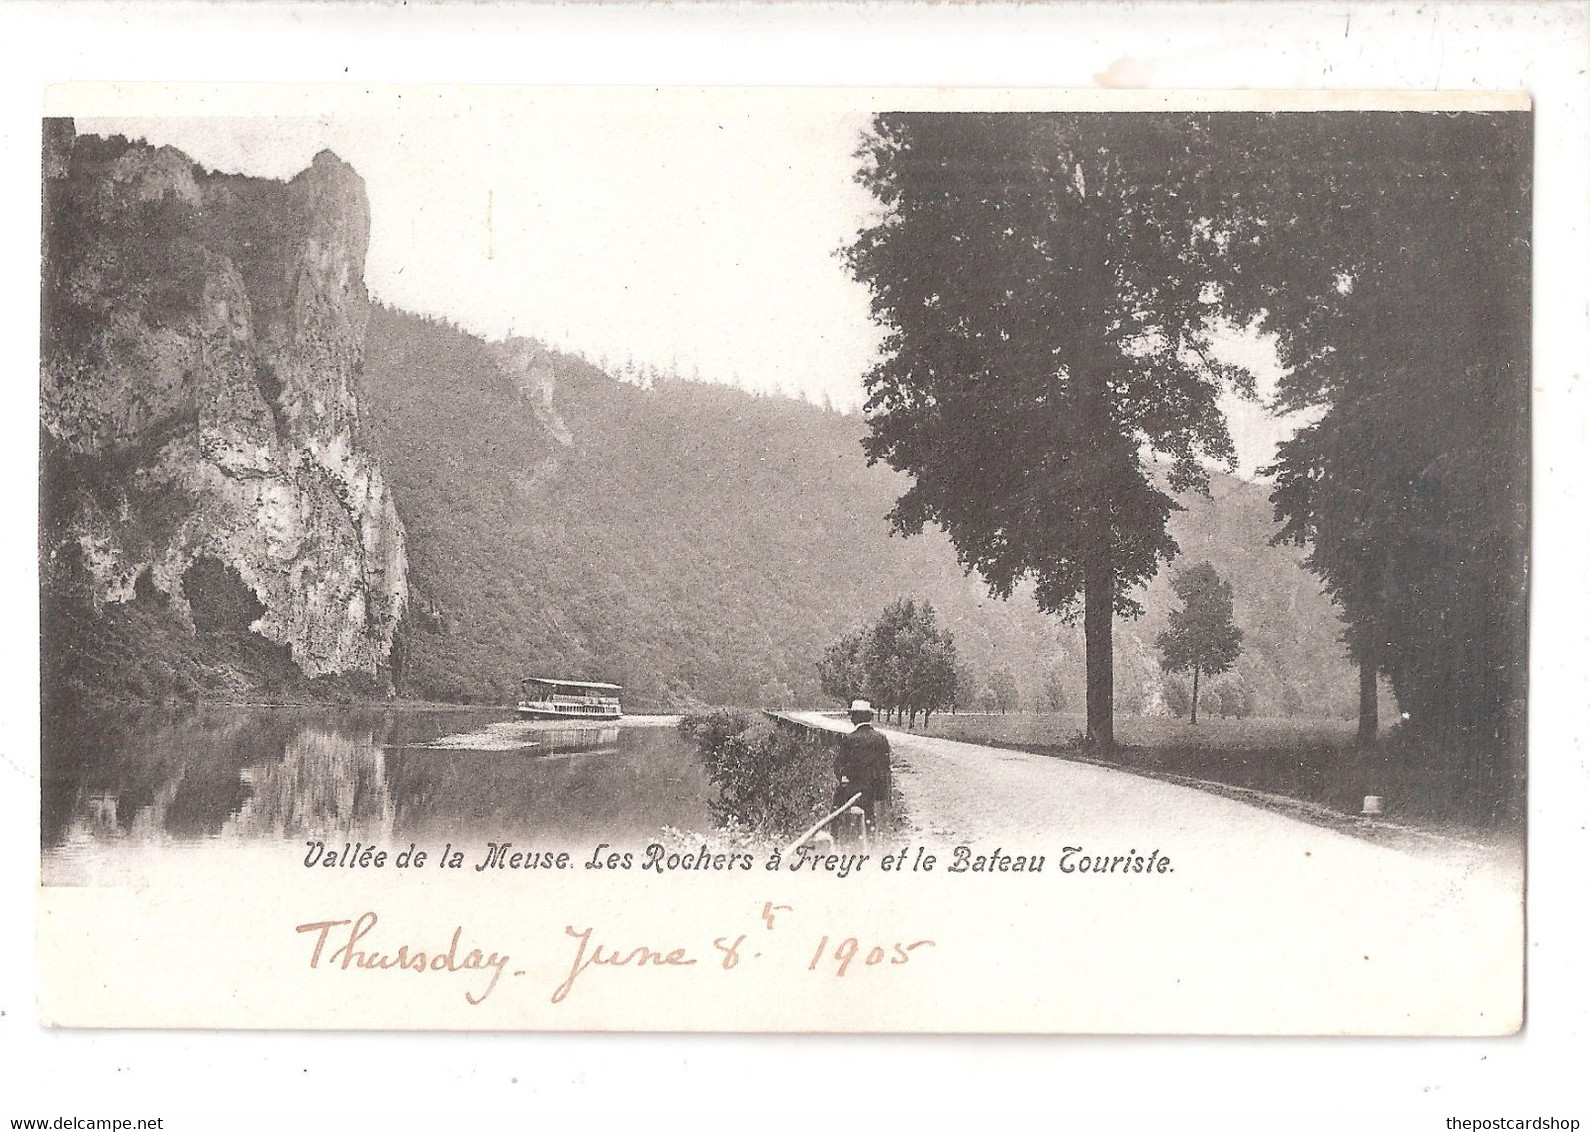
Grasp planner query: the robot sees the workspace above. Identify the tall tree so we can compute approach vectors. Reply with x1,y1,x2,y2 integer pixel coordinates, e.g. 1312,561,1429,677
846,113,1259,748
1155,562,1243,724
905,634,958,728
863,597,921,720
1252,112,1531,771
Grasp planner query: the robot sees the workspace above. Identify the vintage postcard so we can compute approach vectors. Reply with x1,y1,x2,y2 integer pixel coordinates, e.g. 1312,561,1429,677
36,83,1529,1033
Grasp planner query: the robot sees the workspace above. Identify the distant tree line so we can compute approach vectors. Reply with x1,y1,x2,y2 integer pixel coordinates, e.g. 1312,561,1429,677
817,598,958,727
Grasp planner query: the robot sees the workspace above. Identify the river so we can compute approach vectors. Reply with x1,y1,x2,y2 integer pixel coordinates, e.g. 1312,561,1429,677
41,705,710,884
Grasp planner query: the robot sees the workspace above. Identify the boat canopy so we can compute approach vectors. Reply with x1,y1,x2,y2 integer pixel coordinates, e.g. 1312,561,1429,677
522,677,622,692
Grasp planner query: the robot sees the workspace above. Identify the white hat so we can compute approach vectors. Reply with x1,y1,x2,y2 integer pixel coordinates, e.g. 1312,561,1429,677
849,699,873,713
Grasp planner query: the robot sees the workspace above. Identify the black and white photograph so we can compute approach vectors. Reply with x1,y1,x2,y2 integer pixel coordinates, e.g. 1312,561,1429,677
3,0,1589,1124
31,88,1533,1036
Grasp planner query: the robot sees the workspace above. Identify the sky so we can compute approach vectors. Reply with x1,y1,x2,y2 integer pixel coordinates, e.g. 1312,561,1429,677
81,111,1302,478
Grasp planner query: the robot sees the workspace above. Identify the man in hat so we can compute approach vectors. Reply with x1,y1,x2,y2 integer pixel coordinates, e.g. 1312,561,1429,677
834,699,892,830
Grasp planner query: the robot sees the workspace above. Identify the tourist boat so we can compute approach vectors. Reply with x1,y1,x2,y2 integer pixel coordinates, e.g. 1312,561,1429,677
516,677,623,721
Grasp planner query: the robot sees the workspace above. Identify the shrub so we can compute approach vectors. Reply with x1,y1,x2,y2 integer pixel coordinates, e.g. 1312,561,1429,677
1162,676,1192,718
1210,673,1257,719
678,710,831,839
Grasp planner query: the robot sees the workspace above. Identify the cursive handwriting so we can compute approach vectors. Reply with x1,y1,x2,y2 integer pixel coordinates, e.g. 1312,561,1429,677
289,904,938,1008
551,925,697,1004
295,911,511,1004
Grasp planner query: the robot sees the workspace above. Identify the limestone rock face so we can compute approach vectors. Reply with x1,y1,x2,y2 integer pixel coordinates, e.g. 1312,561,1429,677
493,337,573,448
42,123,407,683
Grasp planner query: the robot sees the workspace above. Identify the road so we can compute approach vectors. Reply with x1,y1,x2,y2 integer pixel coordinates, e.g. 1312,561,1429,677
786,712,1524,1033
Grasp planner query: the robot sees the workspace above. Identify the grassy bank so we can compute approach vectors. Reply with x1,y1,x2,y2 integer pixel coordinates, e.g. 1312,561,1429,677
904,711,1521,840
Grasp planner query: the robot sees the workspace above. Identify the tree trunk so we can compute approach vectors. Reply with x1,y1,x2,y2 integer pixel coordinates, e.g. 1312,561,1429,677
1357,644,1379,746
1084,557,1115,748
1190,666,1200,725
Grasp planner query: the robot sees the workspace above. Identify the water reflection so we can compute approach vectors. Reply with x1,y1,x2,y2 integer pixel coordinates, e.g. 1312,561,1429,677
42,707,708,874
535,727,621,757
384,726,704,843
226,727,394,840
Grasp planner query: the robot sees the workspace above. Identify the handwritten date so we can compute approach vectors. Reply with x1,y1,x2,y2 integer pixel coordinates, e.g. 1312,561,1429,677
809,934,935,977
294,905,935,1006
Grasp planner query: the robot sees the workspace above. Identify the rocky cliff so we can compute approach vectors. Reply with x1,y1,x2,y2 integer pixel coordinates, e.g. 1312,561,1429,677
41,122,407,696
493,337,573,448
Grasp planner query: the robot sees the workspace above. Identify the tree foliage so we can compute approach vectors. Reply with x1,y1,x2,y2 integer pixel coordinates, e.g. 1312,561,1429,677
350,306,1362,718
1039,665,1069,713
845,113,1268,747
1162,675,1192,719
1251,112,1530,773
816,629,872,706
362,306,1070,710
679,711,830,839
1156,561,1243,723
989,666,1021,714
816,597,959,727
1208,672,1257,720
951,660,978,714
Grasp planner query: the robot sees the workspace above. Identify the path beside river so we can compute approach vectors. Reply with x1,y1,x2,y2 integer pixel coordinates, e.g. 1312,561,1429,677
785,710,1523,1033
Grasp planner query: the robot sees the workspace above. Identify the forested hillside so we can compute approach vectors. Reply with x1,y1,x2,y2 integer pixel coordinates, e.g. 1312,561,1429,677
360,306,1364,716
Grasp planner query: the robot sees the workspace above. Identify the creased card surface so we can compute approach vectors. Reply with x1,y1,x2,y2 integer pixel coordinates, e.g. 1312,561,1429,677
37,84,1528,1034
